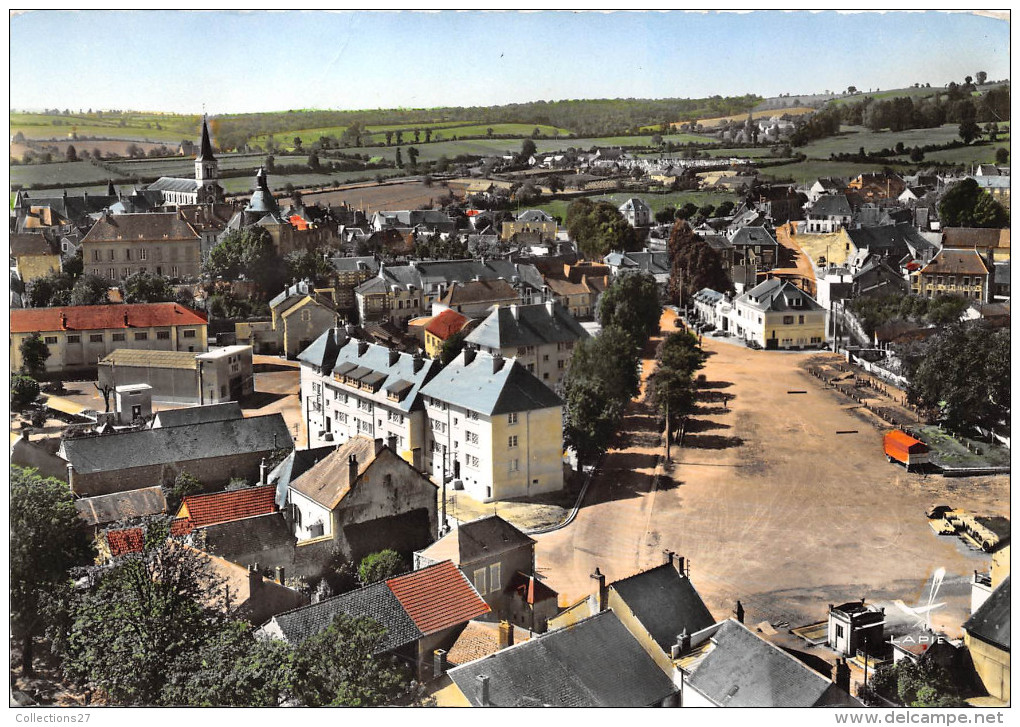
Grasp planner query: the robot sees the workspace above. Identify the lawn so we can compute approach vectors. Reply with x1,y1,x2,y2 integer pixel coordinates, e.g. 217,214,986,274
532,190,739,221
897,141,1010,166
915,425,1011,470
758,159,887,184
11,111,202,143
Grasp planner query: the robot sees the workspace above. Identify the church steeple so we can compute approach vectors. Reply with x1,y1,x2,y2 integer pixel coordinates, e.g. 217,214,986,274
197,115,216,162
194,114,222,203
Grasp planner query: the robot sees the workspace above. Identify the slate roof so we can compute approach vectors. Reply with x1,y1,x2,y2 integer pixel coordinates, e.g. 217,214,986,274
331,255,380,274
197,116,216,161
685,620,860,707
737,278,824,313
387,560,491,635
59,413,291,475
295,327,349,370
82,211,202,243
918,248,990,276
74,486,167,527
151,402,243,428
729,226,779,248
466,301,589,350
611,563,716,652
10,232,53,256
287,436,378,509
420,350,563,416
176,484,278,533
694,288,725,306
10,302,207,334
809,194,853,218
448,610,678,707
425,308,470,340
267,444,340,508
419,515,535,566
942,227,1010,250
147,177,200,194
516,209,555,222
195,512,295,564
963,576,1010,650
438,279,519,306
994,261,1010,285
847,223,936,259
619,197,651,212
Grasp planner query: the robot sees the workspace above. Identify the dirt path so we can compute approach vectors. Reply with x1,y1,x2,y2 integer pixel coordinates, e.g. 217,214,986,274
535,311,1008,635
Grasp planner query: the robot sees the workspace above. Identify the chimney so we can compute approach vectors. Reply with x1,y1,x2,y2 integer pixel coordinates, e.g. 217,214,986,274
671,628,692,658
247,563,260,597
433,649,448,679
123,312,129,327
463,347,477,365
545,299,555,316
491,352,504,373
386,433,398,452
388,348,399,366
357,340,368,356
348,453,358,483
374,437,385,456
833,658,851,693
59,312,67,330
275,566,285,585
412,352,424,373
476,674,491,706
498,620,514,649
591,567,607,612
734,600,745,624
259,457,268,486
509,304,519,320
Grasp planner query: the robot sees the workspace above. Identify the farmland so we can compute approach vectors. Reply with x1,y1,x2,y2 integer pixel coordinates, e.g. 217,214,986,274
10,161,134,188
247,122,575,150
799,124,980,158
10,111,201,143
297,180,459,212
694,106,815,128
757,159,887,184
532,189,740,222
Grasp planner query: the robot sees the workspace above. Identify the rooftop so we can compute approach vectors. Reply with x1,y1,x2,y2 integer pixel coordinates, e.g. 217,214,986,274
10,302,207,334
75,486,167,527
465,301,589,350
176,484,278,534
420,349,563,416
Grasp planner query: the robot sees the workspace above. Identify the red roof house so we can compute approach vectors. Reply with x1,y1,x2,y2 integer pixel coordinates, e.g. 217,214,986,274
104,527,146,557
387,560,491,636
425,308,470,342
9,302,208,334
174,484,278,534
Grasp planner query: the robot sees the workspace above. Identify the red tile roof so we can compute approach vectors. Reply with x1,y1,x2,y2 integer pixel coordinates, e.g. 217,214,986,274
169,518,192,537
105,527,145,557
425,308,469,340
175,485,277,534
386,560,490,635
10,302,207,334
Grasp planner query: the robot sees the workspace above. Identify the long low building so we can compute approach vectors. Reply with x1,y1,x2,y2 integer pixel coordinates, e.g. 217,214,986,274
97,345,253,404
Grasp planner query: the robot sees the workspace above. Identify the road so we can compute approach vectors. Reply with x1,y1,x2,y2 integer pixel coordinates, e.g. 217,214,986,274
535,309,1009,635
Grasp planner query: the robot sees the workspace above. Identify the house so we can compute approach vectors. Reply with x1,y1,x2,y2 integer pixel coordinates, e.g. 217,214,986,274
851,254,910,298
265,444,340,509
728,226,779,272
10,232,60,283
464,300,589,390
542,273,608,321
757,185,806,224
992,262,1010,300
678,619,860,707
330,255,380,311
619,197,653,227
731,277,827,349
807,177,847,202
192,548,307,626
912,248,991,302
424,308,471,359
846,223,938,268
804,194,853,234
354,264,424,325
436,279,522,319
58,411,292,497
419,349,564,503
284,435,437,570
500,210,558,243
942,227,1010,262
446,610,680,707
371,209,457,235
963,577,1010,703
12,189,118,235
189,511,297,576
96,345,253,405
175,203,235,261
848,172,906,200
692,288,729,330
9,302,209,375
258,560,490,680
81,211,204,281
970,175,1011,212
827,599,885,657
548,554,715,673
172,483,279,534
298,328,437,454
74,485,168,537
10,431,68,481
603,250,671,294
414,515,557,632
146,116,224,206
242,281,341,358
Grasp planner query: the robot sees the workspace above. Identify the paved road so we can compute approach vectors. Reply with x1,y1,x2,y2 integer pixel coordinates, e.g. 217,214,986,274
535,309,1008,635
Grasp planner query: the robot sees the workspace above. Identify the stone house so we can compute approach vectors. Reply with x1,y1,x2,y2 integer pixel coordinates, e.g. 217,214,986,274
81,211,203,280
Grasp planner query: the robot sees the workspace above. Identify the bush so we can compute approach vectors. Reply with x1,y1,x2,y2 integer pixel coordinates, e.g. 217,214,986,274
11,375,40,410
358,550,405,585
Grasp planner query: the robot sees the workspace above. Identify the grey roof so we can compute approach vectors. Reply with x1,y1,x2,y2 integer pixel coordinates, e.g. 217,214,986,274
448,610,678,707
331,255,380,274
847,223,936,259
604,250,670,276
704,234,733,251
151,402,243,429
267,444,340,508
995,261,1010,285
611,563,715,653
269,280,315,309
147,177,200,194
729,226,779,248
74,486,167,527
619,197,651,212
737,278,824,313
457,515,535,562
809,194,853,218
516,209,555,222
420,350,562,416
694,288,725,305
465,301,589,350
296,327,349,371
60,413,292,475
686,620,860,707
195,512,295,565
197,116,216,162
963,576,1010,650
262,580,421,651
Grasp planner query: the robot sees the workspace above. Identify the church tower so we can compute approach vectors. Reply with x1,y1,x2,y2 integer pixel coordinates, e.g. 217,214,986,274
194,115,223,203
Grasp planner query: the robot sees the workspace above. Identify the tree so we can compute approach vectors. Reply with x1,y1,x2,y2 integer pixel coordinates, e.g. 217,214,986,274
910,146,925,163
521,138,537,159
123,270,176,303
290,614,411,706
598,271,661,350
547,174,565,193
62,527,227,705
12,465,93,676
19,333,51,378
66,144,78,162
358,550,405,585
655,206,677,224
995,147,1009,165
11,374,40,410
566,198,635,260
70,273,111,306
293,136,303,151
165,471,203,514
440,330,467,365
204,226,285,293
486,127,494,138
958,118,981,144
64,248,84,277
407,147,419,167
976,70,987,85
715,200,735,217
938,178,1009,228
284,249,334,285
395,147,403,168
563,376,626,470
384,130,393,146
307,151,320,171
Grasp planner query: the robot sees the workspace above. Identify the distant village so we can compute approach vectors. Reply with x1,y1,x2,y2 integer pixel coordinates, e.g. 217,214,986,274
9,107,1010,709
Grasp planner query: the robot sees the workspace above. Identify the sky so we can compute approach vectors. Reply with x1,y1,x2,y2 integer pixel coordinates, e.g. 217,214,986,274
8,10,1011,114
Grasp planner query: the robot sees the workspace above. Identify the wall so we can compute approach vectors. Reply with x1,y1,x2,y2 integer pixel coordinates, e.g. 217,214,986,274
85,238,202,280
487,406,564,501
461,545,533,621
761,309,827,349
98,363,199,404
282,301,338,359
965,633,1010,703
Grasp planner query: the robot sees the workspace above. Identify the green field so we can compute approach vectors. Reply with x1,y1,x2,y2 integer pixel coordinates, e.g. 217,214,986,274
250,122,576,150
758,160,887,184
220,170,403,194
799,124,979,158
701,146,782,158
895,142,1010,166
10,161,135,188
11,112,201,143
824,82,1010,108
533,190,740,221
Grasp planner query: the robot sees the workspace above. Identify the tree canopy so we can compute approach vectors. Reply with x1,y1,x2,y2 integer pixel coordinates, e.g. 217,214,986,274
69,273,111,306
566,198,636,261
358,550,406,585
19,333,50,379
667,219,733,305
938,178,1009,228
123,270,177,303
204,226,285,293
597,270,662,351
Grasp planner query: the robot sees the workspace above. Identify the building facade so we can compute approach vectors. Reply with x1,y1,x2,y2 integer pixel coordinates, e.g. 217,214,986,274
731,278,827,349
81,211,203,280
912,248,992,302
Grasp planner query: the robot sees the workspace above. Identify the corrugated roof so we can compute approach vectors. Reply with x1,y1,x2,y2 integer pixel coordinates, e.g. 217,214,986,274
963,576,1010,650
75,486,167,527
420,350,563,416
387,560,490,636
151,402,243,428
610,563,716,653
10,302,207,334
98,348,199,371
176,484,278,533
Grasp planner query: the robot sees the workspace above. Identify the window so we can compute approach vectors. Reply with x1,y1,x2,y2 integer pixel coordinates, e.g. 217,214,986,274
557,359,565,369
92,250,100,261
783,316,794,325
508,458,519,472
140,249,148,260
171,266,179,277
473,569,487,595
466,454,479,468
836,625,844,639
89,334,103,343
135,332,148,341
543,372,549,380
517,346,527,356
508,435,518,448
44,336,58,344
125,249,132,261
66,335,80,343
527,363,535,373
155,331,170,340
542,354,549,362
109,268,116,279
798,315,805,324
112,333,126,342
466,431,479,445
508,412,518,424
220,385,227,397
183,330,196,339
108,250,115,260
489,563,501,591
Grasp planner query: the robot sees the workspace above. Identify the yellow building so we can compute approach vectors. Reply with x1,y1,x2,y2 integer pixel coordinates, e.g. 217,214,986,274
912,248,991,302
731,277,827,350
10,232,61,283
81,211,203,280
963,577,1010,704
500,213,558,243
423,309,470,359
